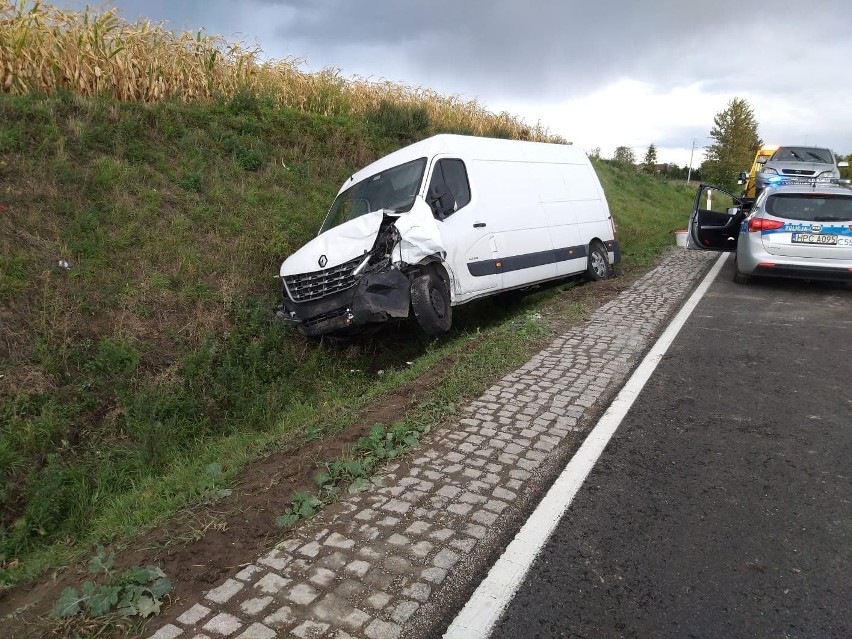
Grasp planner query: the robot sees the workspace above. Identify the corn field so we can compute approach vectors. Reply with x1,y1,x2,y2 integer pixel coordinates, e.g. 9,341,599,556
0,1,563,142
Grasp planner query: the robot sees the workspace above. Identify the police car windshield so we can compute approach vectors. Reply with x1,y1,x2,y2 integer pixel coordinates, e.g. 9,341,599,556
320,158,426,233
766,193,852,221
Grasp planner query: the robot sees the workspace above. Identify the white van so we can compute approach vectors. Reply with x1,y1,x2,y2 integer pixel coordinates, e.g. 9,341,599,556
278,134,620,336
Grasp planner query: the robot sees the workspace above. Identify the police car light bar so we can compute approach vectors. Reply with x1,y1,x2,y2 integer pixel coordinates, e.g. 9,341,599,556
767,177,851,187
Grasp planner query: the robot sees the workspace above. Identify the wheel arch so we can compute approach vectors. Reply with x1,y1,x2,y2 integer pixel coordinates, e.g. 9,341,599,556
409,259,455,305
588,236,608,251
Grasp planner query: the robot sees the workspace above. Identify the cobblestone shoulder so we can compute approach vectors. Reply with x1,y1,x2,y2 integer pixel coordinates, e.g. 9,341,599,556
147,249,717,639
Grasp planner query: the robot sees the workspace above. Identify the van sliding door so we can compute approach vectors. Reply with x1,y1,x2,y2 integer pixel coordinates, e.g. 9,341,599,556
477,161,558,289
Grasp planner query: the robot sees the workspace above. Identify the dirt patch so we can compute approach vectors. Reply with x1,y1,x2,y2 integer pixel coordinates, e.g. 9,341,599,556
0,270,634,637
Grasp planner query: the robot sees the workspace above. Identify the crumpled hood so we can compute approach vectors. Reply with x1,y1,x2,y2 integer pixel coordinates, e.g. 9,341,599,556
280,211,384,277
392,199,446,264
279,199,446,278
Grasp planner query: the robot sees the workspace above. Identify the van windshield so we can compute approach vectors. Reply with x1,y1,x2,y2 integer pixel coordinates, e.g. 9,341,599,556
320,158,427,233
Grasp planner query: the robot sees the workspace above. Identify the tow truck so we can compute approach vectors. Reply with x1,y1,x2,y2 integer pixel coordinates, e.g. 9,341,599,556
737,145,777,210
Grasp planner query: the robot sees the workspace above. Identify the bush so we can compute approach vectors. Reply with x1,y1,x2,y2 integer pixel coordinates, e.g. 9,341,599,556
368,100,430,142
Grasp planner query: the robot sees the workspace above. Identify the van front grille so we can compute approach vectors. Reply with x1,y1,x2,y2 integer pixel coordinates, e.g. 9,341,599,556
284,256,362,302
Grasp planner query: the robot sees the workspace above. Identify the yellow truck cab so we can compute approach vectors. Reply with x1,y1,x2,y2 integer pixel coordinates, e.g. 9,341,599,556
738,145,778,201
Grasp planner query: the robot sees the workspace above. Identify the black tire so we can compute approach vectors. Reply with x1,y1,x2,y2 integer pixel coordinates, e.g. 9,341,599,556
585,242,610,281
733,268,751,284
411,273,452,334
733,254,751,284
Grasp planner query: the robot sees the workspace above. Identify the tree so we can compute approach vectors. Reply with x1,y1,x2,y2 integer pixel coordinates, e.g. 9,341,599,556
612,146,636,165
701,97,761,191
840,153,852,181
643,143,658,173
588,146,601,160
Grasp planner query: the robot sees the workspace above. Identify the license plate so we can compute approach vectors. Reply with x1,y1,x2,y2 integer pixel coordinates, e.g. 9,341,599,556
791,233,838,245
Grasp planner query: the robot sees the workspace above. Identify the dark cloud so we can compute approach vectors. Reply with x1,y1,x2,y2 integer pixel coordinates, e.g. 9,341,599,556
256,0,852,101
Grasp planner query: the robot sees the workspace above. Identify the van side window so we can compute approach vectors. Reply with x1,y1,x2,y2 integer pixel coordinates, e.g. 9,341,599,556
429,159,471,213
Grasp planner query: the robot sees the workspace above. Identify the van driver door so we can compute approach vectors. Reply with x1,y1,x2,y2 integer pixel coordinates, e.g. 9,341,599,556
427,156,501,299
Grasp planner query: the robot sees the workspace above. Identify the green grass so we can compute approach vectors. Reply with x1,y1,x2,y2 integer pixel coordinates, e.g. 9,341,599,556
593,158,695,267
0,91,697,589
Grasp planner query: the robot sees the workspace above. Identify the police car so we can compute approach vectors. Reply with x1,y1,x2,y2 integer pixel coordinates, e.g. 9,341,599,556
688,178,852,283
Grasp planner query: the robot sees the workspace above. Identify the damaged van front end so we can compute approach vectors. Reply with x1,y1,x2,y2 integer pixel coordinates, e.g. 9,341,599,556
278,198,448,337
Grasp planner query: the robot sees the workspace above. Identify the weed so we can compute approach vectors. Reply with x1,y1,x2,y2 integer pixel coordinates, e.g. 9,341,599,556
178,170,203,192
199,462,233,500
275,421,424,529
233,140,266,172
51,546,172,619
512,310,550,339
87,337,140,377
368,100,430,142
0,251,27,300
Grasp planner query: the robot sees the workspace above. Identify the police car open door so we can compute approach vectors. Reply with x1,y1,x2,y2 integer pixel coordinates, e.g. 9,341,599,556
688,184,745,251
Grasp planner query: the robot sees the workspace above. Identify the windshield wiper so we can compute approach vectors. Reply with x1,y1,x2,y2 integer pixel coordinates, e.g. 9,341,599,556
806,152,827,162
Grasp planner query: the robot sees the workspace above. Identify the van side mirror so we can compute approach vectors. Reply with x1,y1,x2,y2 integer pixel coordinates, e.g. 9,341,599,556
428,183,456,220
838,161,849,168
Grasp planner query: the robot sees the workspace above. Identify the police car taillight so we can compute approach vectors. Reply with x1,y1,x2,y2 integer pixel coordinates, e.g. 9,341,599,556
748,218,784,232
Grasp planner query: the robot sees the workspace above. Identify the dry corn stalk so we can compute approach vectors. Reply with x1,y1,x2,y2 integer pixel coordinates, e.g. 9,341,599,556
0,1,563,143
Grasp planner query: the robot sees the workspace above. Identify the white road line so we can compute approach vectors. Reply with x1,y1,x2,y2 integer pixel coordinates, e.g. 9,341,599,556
443,252,729,639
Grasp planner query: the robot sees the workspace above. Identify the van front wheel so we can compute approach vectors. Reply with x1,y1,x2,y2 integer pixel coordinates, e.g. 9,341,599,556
411,273,452,334
586,243,610,281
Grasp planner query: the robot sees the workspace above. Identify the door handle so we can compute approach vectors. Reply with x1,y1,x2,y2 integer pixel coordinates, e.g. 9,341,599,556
473,222,486,228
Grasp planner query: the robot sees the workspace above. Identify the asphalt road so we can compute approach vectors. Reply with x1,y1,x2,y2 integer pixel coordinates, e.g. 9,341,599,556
491,256,852,639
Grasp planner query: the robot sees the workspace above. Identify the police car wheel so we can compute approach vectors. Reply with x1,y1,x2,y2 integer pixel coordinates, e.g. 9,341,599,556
733,269,751,284
733,254,751,284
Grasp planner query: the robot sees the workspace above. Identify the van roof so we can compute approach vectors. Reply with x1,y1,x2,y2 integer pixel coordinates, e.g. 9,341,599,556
340,134,586,194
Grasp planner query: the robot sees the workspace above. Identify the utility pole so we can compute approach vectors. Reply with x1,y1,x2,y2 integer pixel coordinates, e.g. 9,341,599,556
686,138,697,185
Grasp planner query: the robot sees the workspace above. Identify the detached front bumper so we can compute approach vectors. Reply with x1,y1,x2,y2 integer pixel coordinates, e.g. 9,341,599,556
278,269,411,336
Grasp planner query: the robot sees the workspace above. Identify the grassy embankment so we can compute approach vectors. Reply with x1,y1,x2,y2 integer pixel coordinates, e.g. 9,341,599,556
0,3,697,590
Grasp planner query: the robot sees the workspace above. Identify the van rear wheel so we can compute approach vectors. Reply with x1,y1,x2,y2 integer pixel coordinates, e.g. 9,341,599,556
411,273,452,334
586,242,610,281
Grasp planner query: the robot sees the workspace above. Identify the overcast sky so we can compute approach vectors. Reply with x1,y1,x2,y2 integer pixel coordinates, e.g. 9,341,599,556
61,0,852,166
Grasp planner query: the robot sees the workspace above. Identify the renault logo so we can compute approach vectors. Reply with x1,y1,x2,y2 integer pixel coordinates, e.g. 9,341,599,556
318,255,328,268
